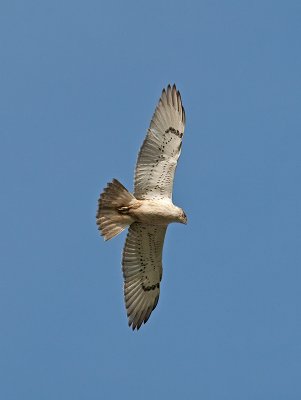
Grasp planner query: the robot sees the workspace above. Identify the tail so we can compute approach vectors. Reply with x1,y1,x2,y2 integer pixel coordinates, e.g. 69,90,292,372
96,179,135,241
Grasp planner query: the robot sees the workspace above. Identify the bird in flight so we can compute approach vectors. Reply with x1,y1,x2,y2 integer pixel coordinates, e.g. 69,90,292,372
96,84,187,330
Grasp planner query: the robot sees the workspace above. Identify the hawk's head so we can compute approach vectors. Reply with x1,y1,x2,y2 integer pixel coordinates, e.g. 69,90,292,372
179,209,188,225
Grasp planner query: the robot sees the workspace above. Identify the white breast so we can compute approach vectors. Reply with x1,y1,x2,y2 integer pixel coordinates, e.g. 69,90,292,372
130,199,180,225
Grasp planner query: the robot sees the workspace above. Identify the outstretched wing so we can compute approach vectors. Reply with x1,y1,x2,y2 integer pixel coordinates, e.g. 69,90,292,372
122,222,167,330
134,84,186,200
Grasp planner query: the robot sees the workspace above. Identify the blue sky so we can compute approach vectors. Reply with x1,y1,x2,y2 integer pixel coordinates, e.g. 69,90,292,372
1,0,300,398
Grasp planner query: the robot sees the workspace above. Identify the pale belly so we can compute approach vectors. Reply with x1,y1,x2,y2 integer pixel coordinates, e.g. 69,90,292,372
129,199,180,225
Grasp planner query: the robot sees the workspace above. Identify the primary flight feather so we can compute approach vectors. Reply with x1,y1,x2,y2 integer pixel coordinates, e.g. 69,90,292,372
96,84,187,330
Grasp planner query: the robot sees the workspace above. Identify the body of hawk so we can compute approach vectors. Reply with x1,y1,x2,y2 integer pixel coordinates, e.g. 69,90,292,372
96,84,187,330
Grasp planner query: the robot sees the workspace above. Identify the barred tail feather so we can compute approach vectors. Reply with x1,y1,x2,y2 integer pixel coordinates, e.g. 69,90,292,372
96,179,134,241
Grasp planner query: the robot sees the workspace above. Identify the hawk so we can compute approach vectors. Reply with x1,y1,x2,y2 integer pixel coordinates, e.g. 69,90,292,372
96,84,187,330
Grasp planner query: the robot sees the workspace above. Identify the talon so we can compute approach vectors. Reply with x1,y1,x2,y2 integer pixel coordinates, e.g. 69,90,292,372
118,206,130,214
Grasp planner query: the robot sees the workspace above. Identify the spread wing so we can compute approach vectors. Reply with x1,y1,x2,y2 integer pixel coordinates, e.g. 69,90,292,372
134,84,186,200
122,222,167,330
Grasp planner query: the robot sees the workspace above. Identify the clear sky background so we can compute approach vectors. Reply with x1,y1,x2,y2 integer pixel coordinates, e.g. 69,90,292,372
1,1,300,399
